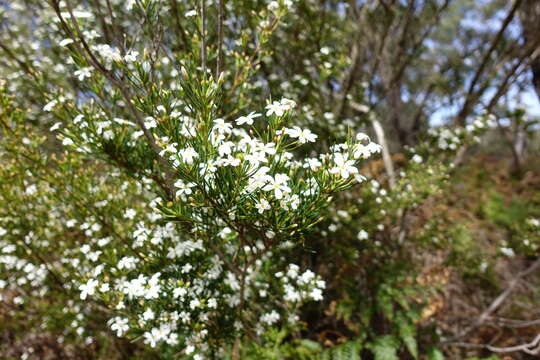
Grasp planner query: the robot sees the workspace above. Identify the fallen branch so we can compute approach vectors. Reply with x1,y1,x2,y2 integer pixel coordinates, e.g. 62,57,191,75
449,256,540,340
492,317,540,328
447,332,540,355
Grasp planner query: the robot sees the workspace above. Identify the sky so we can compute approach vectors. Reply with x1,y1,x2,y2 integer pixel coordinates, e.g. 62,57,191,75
428,1,540,126
429,87,540,126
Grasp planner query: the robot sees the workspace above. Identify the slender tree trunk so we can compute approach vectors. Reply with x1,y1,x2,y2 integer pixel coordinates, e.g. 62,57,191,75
520,0,540,102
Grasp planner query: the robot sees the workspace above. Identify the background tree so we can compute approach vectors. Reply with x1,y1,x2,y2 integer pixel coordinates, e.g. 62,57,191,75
1,0,540,359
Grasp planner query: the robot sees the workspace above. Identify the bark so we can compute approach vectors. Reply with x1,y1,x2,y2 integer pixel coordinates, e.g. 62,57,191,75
519,0,540,102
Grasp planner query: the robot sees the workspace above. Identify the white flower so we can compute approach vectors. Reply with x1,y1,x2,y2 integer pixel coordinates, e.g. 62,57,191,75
25,184,38,195
189,299,201,310
257,142,276,155
246,166,271,192
179,311,190,323
354,173,367,183
330,153,358,179
110,317,129,337
352,144,369,159
268,1,280,11
49,122,62,131
79,279,98,300
299,270,315,284
221,155,241,167
92,44,122,62
124,209,137,219
356,132,370,142
265,101,286,116
117,256,138,270
310,288,324,301
353,142,381,159
160,142,174,157
235,112,261,125
208,298,218,308
144,117,157,129
255,198,271,213
213,118,233,134
66,219,77,228
59,38,74,47
357,230,369,241
124,51,139,62
43,100,58,112
304,158,321,170
266,98,296,117
103,129,114,140
280,98,297,110
74,67,92,81
174,180,196,197
366,142,382,154
173,287,187,299
287,264,300,278
143,328,163,348
500,247,515,257
412,154,423,163
285,126,317,143
261,310,280,325
142,308,155,321
263,173,291,199
218,141,235,156
283,284,301,302
179,147,199,165
245,151,267,165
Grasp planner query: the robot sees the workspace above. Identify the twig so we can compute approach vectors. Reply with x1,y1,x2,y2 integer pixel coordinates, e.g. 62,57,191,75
200,0,207,74
49,0,176,200
0,40,36,78
216,0,225,77
493,317,540,328
447,332,540,355
456,0,523,125
450,256,540,341
169,0,190,50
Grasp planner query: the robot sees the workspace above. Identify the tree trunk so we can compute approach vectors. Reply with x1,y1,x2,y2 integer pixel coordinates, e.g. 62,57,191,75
519,0,540,102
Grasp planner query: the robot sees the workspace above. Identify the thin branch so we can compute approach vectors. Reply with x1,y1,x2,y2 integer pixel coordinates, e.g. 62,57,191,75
333,43,361,120
450,256,540,341
169,0,190,50
493,317,540,328
456,0,523,125
447,332,540,355
49,0,176,199
216,0,225,76
390,0,451,87
200,0,207,74
485,44,540,113
0,40,36,78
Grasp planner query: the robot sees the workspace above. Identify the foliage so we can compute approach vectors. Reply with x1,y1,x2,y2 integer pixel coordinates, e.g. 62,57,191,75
1,0,540,359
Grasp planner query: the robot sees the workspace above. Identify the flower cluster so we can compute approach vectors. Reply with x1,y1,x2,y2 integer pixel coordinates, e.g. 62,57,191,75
49,88,381,356
426,113,495,153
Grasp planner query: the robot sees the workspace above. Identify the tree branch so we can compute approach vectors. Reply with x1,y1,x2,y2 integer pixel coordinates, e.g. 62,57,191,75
450,256,540,341
456,0,523,125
